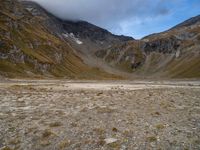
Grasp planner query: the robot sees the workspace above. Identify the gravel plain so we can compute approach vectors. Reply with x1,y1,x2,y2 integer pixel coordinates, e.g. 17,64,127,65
0,80,200,150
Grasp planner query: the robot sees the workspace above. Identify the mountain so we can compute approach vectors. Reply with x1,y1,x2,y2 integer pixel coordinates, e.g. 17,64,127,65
96,15,200,78
59,18,133,74
0,0,200,79
0,0,128,79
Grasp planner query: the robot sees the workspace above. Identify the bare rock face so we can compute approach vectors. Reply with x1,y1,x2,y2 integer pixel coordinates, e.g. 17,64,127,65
142,37,181,54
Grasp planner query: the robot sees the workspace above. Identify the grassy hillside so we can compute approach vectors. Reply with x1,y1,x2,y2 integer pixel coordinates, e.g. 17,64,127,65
0,0,119,79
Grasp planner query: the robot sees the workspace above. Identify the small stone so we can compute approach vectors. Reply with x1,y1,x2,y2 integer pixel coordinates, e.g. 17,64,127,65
112,127,118,132
97,92,103,96
104,138,118,144
155,112,161,115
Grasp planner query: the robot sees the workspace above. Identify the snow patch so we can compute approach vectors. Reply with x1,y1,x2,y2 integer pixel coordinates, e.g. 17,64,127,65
62,33,83,45
75,39,83,45
26,8,34,12
63,33,69,38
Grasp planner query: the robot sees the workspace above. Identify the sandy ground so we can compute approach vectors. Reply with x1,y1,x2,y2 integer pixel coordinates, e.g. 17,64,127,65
0,80,200,150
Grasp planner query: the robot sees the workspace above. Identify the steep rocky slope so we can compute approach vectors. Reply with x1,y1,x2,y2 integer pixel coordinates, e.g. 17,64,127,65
96,15,200,78
139,22,200,78
0,0,122,79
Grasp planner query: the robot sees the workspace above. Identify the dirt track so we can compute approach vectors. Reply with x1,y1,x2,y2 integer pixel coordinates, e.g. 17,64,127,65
0,80,200,150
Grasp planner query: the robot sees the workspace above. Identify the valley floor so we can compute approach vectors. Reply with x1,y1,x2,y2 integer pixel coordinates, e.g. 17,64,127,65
0,80,200,150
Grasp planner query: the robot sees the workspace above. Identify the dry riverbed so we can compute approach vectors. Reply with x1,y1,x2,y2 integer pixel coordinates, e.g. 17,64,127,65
0,80,200,150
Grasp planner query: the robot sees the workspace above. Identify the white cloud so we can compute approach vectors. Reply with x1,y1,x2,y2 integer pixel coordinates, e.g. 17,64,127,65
28,0,177,38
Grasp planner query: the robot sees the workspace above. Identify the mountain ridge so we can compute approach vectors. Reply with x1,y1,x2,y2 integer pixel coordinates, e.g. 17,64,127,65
172,15,200,30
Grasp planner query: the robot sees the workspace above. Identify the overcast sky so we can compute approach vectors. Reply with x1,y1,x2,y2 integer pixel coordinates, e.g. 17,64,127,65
31,0,200,39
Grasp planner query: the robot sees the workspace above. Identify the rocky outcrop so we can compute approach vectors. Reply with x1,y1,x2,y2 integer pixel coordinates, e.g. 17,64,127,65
141,36,181,54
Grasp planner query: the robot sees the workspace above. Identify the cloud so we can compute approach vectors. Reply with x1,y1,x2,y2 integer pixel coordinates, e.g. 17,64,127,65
28,0,200,38
32,0,170,21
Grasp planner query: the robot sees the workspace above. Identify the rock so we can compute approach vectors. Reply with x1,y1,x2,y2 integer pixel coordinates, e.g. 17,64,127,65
112,127,118,132
97,92,103,96
104,138,118,144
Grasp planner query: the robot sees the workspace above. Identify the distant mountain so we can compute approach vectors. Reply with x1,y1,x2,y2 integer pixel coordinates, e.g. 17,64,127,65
96,15,200,78
60,19,133,71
